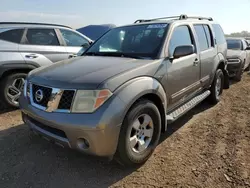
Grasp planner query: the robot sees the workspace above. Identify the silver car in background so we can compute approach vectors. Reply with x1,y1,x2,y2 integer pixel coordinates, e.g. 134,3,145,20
226,37,250,81
0,22,92,108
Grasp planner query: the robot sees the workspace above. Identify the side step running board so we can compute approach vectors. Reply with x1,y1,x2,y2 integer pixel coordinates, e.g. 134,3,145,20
166,90,211,123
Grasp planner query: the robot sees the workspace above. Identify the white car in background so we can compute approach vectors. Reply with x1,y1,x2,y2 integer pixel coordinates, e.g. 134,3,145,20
226,37,250,81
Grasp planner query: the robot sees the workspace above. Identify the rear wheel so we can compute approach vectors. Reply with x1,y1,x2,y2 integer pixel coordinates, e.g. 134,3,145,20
115,99,161,166
0,73,27,108
208,69,224,105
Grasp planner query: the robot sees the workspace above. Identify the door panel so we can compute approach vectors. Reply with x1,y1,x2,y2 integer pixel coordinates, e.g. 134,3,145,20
193,24,217,87
200,48,216,86
19,44,68,63
65,46,82,55
19,28,68,63
165,25,201,109
167,53,200,107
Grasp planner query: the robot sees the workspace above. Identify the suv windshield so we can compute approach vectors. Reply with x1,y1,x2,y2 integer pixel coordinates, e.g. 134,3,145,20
84,24,168,59
227,39,242,50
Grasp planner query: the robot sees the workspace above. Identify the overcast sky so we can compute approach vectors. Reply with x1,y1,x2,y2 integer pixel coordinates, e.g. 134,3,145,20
1,0,250,34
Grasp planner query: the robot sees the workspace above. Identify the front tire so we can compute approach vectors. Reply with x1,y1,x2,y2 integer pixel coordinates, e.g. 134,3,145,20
234,60,245,82
0,72,27,108
208,69,224,105
245,61,250,71
115,99,161,166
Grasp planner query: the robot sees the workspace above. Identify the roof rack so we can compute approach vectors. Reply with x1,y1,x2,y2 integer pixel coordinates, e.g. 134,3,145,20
134,14,213,23
0,22,72,29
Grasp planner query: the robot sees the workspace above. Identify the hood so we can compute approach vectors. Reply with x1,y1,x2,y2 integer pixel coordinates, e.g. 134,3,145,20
29,56,161,90
227,49,243,59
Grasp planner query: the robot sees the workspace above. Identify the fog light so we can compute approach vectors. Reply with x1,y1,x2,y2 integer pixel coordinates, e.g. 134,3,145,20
77,138,90,150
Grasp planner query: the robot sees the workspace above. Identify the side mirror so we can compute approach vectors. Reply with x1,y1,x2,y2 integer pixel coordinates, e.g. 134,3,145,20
172,45,195,59
246,46,250,50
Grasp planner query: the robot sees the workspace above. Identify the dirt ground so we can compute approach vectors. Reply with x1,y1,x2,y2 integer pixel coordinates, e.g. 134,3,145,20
0,74,250,188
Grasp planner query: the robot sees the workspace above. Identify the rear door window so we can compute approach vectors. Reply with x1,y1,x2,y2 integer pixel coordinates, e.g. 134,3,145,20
24,28,60,46
194,25,209,51
0,28,24,43
169,25,194,56
203,25,213,48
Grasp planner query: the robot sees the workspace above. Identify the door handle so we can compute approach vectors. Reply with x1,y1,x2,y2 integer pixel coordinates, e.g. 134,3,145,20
68,54,78,59
25,54,38,59
193,58,199,66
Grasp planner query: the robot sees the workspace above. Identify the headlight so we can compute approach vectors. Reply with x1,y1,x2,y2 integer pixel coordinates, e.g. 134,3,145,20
71,89,112,113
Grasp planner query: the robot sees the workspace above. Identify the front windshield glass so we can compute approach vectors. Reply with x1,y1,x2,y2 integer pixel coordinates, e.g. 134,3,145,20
84,23,168,59
227,39,242,50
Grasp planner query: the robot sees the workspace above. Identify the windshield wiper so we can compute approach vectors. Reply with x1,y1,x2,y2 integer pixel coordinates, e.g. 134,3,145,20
84,52,102,56
120,54,149,59
84,52,150,59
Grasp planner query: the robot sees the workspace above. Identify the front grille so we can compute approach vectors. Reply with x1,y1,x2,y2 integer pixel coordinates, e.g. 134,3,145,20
28,116,67,138
26,83,31,101
32,84,52,107
30,83,75,111
58,90,75,110
27,83,30,94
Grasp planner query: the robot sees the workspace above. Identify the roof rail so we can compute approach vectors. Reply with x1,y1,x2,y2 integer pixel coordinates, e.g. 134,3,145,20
134,14,213,23
0,22,72,29
187,16,213,21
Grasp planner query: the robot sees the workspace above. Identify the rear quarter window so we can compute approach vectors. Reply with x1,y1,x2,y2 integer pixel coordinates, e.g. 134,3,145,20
212,24,226,45
0,28,24,43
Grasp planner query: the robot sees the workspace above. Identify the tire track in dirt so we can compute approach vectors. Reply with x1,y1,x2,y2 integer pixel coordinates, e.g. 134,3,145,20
187,75,250,188
221,78,250,188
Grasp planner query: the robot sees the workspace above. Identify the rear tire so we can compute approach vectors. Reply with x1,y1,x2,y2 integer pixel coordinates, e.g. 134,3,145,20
208,69,224,105
0,72,27,108
115,99,161,166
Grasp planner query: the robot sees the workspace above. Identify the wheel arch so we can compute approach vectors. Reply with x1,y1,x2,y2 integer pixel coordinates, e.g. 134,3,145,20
134,93,166,133
115,76,167,132
213,60,230,89
0,63,38,79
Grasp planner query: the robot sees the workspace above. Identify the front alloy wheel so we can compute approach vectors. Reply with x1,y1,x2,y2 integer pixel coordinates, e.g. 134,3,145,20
129,114,154,153
0,73,27,108
7,77,25,106
115,99,161,166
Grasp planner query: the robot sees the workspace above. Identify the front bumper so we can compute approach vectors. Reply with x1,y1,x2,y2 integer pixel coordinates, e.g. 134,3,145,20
19,94,124,157
226,59,242,76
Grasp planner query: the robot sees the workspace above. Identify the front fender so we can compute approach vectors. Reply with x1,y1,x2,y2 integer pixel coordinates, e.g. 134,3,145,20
114,76,167,121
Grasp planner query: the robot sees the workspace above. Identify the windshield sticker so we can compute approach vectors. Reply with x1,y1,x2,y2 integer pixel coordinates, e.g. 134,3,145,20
147,24,168,29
